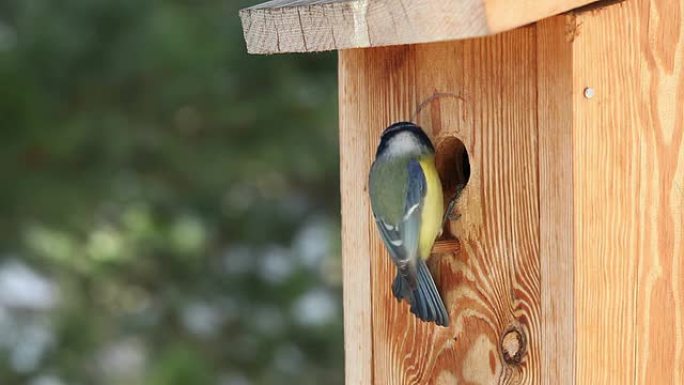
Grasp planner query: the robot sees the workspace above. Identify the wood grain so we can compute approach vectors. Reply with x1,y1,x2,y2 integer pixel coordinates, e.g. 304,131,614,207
337,1,684,384
239,0,598,54
413,33,542,385
536,15,576,385
339,49,374,385
337,20,579,382
573,0,684,384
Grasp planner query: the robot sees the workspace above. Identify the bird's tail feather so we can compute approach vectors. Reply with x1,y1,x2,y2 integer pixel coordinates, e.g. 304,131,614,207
391,270,413,302
391,259,449,327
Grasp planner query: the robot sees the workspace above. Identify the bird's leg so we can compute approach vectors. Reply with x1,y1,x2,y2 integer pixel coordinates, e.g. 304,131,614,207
442,185,466,228
441,198,458,229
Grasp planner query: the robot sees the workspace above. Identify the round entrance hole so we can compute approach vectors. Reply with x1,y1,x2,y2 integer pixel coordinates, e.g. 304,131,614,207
435,136,471,202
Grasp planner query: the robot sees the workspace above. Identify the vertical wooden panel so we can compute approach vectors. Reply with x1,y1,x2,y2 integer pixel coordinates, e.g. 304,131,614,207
340,45,421,385
573,0,684,384
573,4,640,383
634,0,684,382
411,30,543,385
338,22,578,383
339,50,375,385
537,15,576,385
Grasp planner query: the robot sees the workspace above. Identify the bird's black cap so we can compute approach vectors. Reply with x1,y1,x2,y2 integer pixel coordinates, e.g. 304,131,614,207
376,122,435,157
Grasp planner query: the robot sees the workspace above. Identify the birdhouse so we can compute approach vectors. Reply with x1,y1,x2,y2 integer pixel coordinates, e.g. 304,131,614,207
240,1,684,384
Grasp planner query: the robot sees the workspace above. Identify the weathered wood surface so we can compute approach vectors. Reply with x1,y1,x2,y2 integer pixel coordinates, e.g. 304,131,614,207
339,21,577,383
240,0,598,54
573,0,684,384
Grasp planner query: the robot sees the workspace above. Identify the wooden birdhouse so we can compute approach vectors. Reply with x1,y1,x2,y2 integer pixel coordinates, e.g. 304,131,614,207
239,1,684,384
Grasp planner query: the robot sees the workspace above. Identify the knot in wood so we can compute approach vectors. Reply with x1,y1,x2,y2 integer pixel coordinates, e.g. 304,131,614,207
500,325,527,366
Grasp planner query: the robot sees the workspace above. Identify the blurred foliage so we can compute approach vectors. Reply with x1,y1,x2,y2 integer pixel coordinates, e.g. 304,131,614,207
0,0,341,384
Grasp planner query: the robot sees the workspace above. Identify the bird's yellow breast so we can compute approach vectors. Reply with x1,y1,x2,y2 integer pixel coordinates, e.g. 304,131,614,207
418,156,444,259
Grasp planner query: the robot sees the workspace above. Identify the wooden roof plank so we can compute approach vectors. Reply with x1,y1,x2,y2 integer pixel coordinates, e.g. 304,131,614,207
240,0,599,54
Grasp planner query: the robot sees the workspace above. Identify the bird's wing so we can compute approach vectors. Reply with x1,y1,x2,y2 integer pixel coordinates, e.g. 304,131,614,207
374,159,448,325
375,159,426,286
401,159,426,259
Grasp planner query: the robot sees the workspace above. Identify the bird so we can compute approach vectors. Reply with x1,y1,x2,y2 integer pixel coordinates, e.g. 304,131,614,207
368,121,449,326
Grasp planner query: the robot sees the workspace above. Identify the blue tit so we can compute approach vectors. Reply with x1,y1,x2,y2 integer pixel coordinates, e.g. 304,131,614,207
369,122,449,327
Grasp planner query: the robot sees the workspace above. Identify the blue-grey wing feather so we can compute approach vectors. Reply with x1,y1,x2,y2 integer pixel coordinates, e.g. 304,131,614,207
375,219,403,262
374,159,426,276
401,160,426,260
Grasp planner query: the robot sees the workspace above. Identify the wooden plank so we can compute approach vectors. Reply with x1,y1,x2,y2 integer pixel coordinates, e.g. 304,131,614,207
631,0,684,381
339,50,374,385
338,21,579,383
537,15,576,385
240,0,598,54
338,2,684,385
573,3,640,382
572,0,684,384
412,28,542,385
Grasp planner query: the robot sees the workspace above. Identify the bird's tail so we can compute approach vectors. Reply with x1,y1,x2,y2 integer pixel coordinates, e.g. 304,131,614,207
391,259,449,327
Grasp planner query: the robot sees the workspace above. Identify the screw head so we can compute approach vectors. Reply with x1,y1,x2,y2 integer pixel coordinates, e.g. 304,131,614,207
584,87,595,99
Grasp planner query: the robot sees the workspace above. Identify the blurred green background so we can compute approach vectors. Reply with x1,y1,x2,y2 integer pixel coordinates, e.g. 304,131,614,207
0,1,341,384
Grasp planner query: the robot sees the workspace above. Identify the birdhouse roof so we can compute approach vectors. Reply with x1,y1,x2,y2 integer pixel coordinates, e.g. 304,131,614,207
240,0,600,54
